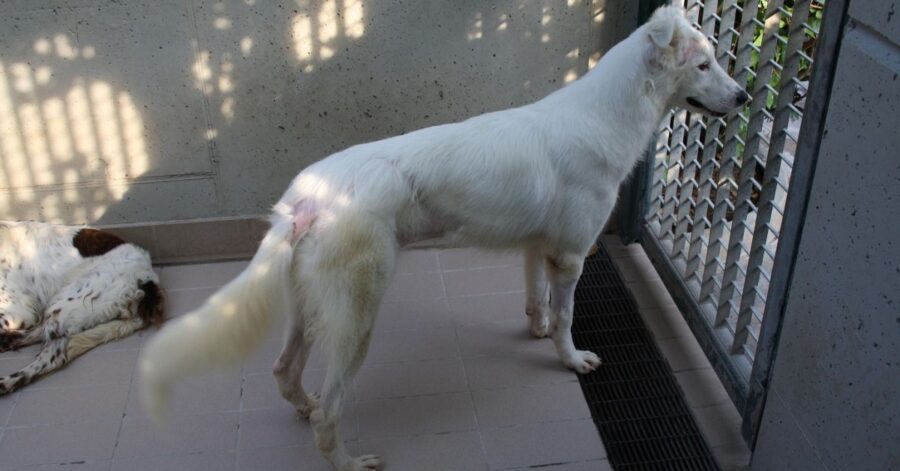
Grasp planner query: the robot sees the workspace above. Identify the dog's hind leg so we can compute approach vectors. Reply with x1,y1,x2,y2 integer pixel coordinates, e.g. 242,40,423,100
0,338,68,395
273,319,316,418
524,247,552,338
308,215,393,471
547,253,602,374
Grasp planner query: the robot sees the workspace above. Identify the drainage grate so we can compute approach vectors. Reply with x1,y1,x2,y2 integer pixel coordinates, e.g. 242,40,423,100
572,242,719,470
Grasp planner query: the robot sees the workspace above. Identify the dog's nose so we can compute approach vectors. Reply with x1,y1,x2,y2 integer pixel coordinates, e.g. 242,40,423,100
735,90,751,106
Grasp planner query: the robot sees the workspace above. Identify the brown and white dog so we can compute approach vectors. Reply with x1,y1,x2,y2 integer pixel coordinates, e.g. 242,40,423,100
0,221,164,394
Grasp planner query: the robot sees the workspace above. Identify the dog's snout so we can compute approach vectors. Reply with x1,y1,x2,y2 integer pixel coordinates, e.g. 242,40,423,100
735,90,751,106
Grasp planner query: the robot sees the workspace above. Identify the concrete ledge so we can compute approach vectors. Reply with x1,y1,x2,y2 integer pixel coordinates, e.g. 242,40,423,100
101,216,268,265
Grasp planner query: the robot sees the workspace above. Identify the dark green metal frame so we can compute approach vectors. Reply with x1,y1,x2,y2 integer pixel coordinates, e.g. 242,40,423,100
618,0,850,449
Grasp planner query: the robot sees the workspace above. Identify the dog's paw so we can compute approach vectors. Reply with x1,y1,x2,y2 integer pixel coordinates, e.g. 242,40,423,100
348,454,384,471
529,316,552,338
296,392,320,420
564,350,602,374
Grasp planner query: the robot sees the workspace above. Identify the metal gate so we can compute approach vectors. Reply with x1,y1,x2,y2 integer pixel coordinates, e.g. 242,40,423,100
621,0,846,446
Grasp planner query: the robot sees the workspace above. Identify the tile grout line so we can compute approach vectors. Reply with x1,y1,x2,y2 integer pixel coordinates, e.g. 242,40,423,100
437,252,491,468
0,390,21,447
107,353,141,471
234,372,246,471
452,327,491,470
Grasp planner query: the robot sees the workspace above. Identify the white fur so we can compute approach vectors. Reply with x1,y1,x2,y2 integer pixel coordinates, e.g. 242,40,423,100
0,221,159,394
139,6,745,470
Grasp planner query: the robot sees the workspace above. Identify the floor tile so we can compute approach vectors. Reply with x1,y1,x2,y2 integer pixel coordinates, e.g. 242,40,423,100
657,335,712,372
599,235,644,259
638,305,693,341
238,405,357,449
354,358,468,401
28,350,139,390
455,319,553,358
375,298,455,332
356,392,477,440
711,440,751,470
627,278,677,311
0,249,642,470
442,266,525,297
0,420,120,467
0,344,46,360
0,390,18,426
159,261,248,290
395,250,440,274
446,292,526,326
613,248,661,283
357,431,488,471
438,249,523,271
366,328,459,364
472,382,591,429
111,450,236,471
463,350,576,390
382,272,445,302
6,460,112,471
8,382,130,426
674,368,731,408
237,445,332,471
114,412,238,461
692,402,745,448
481,419,605,470
125,369,241,418
241,369,339,411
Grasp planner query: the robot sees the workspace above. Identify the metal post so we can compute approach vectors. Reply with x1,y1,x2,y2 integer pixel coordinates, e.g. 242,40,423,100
741,0,851,448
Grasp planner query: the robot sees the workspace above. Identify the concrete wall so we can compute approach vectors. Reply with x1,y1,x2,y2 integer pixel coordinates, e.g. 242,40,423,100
0,0,637,261
751,0,900,469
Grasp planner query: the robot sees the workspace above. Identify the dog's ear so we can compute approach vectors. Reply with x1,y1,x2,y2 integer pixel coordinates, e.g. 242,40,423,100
646,6,696,69
647,5,685,49
647,14,676,49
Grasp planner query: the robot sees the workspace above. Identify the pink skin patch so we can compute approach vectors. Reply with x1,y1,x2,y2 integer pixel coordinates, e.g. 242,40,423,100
290,200,317,243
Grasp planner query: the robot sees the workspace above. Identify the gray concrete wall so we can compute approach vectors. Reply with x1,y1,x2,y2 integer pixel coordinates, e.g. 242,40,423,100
751,0,900,469
0,0,637,260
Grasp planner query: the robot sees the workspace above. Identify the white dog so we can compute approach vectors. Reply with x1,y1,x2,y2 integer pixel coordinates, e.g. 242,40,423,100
139,6,748,470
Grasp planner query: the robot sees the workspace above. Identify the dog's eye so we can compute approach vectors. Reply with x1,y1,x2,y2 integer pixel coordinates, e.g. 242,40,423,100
698,62,710,71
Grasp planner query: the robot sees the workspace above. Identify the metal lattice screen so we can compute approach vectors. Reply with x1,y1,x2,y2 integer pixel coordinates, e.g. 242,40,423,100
646,0,824,378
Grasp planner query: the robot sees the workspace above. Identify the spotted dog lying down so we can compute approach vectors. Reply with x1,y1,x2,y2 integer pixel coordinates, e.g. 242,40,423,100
0,221,164,394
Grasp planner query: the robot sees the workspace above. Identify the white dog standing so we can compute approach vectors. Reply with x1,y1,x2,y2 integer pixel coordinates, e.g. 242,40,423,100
139,6,748,470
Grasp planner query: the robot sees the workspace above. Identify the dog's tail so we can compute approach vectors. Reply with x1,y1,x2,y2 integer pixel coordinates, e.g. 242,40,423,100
138,218,297,421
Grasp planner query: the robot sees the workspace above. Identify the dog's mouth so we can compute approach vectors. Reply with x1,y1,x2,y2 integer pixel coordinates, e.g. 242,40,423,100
686,97,727,117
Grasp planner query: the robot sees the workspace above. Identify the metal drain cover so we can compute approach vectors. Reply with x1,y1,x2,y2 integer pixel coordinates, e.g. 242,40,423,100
571,243,719,470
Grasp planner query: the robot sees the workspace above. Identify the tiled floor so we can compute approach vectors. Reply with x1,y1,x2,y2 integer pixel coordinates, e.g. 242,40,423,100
0,249,609,471
0,241,749,471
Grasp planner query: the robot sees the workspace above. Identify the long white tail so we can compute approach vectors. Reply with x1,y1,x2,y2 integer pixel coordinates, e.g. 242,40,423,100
138,219,295,421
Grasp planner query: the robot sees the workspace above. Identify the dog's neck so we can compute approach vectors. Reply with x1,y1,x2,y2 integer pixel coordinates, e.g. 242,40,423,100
545,35,676,173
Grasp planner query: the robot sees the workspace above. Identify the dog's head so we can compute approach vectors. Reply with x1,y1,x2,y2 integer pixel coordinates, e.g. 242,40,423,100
645,6,750,117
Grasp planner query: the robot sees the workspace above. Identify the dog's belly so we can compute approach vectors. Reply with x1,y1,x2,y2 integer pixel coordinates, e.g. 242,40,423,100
396,206,542,251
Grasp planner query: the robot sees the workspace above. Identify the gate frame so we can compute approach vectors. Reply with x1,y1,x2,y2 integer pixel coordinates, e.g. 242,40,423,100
618,0,850,447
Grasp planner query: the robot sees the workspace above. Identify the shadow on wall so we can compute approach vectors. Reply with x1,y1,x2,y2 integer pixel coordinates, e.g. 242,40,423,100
0,0,633,226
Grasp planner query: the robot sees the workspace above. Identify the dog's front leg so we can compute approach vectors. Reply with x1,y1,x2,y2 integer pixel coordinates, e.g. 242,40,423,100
547,253,602,374
524,247,552,338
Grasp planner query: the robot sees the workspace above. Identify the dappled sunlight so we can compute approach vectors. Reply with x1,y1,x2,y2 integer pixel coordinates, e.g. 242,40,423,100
291,0,368,71
0,34,151,222
468,12,483,40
